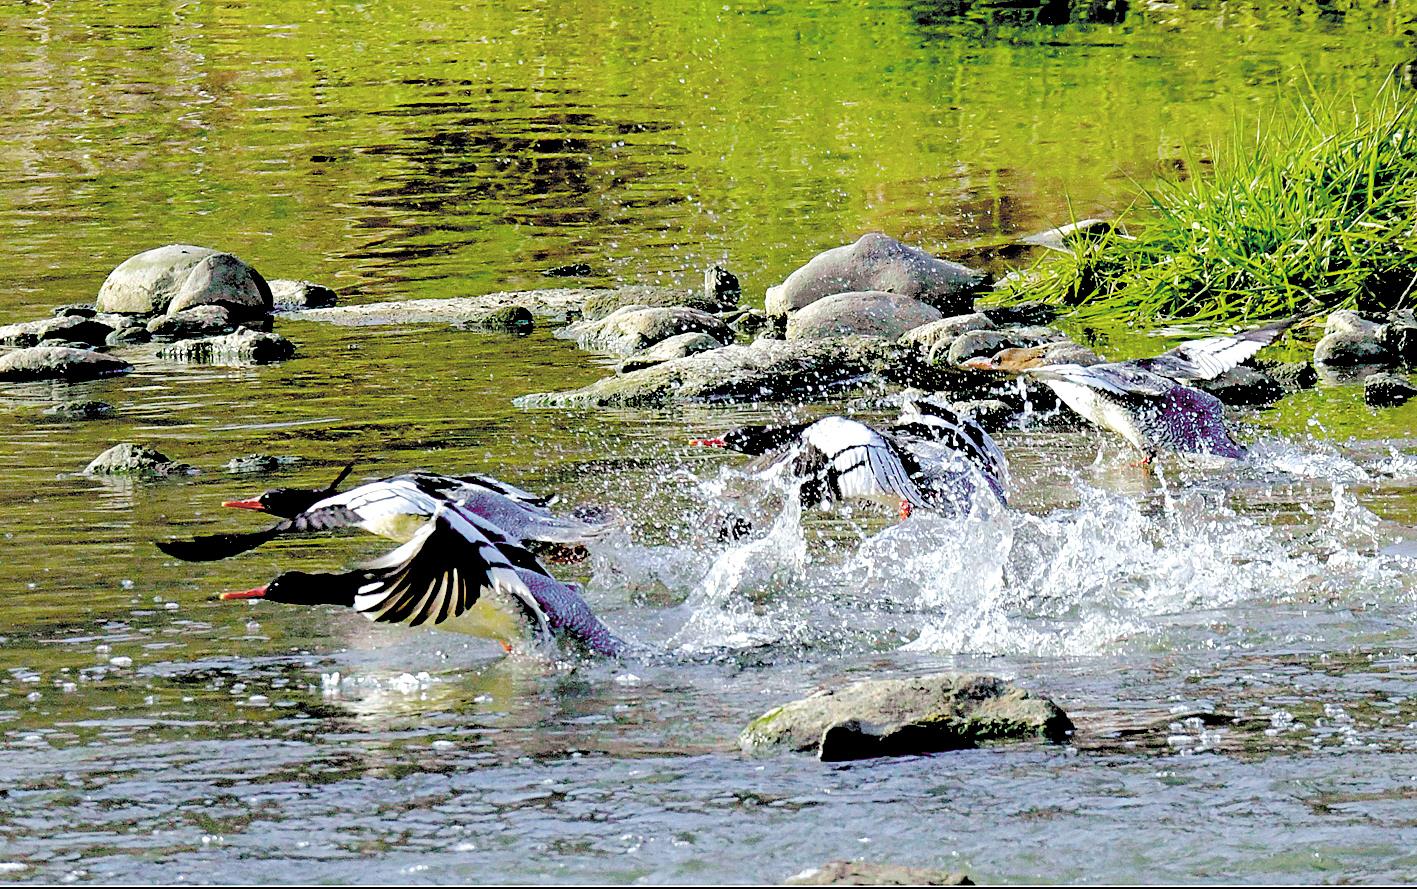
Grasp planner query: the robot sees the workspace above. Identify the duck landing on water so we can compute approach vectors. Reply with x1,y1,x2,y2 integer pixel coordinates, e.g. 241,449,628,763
964,318,1296,463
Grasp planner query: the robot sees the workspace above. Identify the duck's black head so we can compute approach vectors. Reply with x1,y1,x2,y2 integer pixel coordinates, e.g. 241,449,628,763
222,463,354,518
691,423,809,456
220,570,357,607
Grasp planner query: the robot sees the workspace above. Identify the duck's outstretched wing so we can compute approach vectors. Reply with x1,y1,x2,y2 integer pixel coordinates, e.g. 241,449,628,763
893,397,1009,498
154,505,364,562
352,504,542,629
796,417,928,508
1135,317,1296,382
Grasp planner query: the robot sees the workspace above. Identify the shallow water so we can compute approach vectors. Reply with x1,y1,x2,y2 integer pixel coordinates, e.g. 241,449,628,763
2,1,1417,884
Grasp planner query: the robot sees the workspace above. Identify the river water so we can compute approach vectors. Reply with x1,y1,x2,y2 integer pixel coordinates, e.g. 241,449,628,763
2,1,1416,883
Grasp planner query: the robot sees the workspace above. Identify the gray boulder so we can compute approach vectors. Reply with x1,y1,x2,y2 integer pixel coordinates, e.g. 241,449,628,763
42,400,117,421
1325,309,1381,338
84,443,188,477
164,252,272,318
268,279,337,311
1314,332,1391,367
726,307,770,337
1258,360,1318,392
225,453,301,473
285,288,595,326
1364,372,1417,407
898,313,997,356
517,336,901,408
786,862,973,886
105,326,153,347
562,305,733,356
766,233,984,318
786,291,942,340
1381,314,1417,366
0,315,114,348
619,332,723,373
580,285,736,322
740,673,1071,761
52,303,96,318
154,328,295,364
452,305,534,334
945,327,1057,366
0,347,132,382
147,305,235,340
1193,365,1285,406
97,244,219,314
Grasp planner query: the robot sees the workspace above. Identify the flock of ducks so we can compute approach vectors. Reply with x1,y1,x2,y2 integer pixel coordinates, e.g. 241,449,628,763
156,318,1293,658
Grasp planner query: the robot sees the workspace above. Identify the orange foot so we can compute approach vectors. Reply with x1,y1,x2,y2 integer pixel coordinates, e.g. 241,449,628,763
899,500,913,520
1130,454,1154,468
499,640,513,653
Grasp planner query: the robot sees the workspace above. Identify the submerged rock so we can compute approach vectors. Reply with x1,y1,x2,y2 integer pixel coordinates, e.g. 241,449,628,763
740,673,1072,761
96,245,271,317
42,400,117,421
786,291,942,340
452,305,534,334
52,303,97,318
518,336,899,408
105,326,153,347
284,288,593,325
541,262,594,278
619,332,723,373
0,315,115,348
0,347,132,382
1364,372,1417,407
785,862,973,886
84,443,188,477
225,453,301,473
704,264,741,308
268,279,338,311
766,233,984,319
562,305,733,356
1258,360,1318,393
154,328,295,364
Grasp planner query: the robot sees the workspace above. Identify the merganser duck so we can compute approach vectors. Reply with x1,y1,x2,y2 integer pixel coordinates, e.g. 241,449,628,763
220,501,625,656
692,403,1007,517
156,466,608,562
962,318,1295,461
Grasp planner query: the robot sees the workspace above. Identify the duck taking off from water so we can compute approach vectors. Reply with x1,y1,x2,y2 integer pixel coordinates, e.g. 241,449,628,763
156,466,609,562
962,318,1295,462
692,400,1007,517
219,501,625,657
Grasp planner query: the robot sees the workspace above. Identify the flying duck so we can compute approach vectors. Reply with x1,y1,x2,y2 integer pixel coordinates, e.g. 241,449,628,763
692,401,1007,517
156,466,608,562
962,318,1295,462
220,501,625,656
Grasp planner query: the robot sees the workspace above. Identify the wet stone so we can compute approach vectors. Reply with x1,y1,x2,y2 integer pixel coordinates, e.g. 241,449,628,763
1314,331,1392,367
945,327,1056,366
41,400,116,421
619,331,723,373
785,862,973,886
147,305,235,340
1193,365,1285,406
740,672,1072,761
1259,360,1318,392
94,244,219,315
225,454,301,473
563,305,733,356
51,304,96,318
268,279,338,311
154,328,295,364
1364,372,1417,407
451,305,534,334
164,251,273,318
786,291,942,340
540,262,593,278
704,264,741,308
580,284,737,321
0,347,132,382
1380,315,1417,366
978,300,1060,326
105,326,153,347
1017,217,1111,252
84,443,189,477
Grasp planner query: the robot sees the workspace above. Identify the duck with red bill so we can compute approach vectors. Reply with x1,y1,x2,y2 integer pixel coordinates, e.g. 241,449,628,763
217,503,626,657
156,466,609,564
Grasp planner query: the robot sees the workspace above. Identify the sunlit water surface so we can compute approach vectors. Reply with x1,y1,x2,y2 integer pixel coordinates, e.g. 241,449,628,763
2,1,1417,883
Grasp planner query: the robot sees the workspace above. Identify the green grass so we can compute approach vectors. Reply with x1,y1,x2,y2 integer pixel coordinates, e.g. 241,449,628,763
1002,85,1417,323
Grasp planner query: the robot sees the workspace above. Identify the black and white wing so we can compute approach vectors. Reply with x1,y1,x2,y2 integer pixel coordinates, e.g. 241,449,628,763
351,503,542,629
893,397,1009,497
795,416,928,508
454,489,612,544
155,505,365,562
449,472,554,509
1135,317,1296,382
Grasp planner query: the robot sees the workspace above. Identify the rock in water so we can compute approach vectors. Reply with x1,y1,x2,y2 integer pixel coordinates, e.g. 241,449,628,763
786,862,973,886
154,328,295,364
225,453,300,473
580,285,736,321
147,305,235,340
451,305,534,333
42,400,117,421
704,264,741,309
1193,365,1285,406
562,305,733,355
0,347,132,382
0,315,115,348
619,331,723,373
84,443,188,477
765,233,985,319
740,673,1072,761
785,291,942,340
95,245,271,317
1364,372,1417,407
268,279,338,311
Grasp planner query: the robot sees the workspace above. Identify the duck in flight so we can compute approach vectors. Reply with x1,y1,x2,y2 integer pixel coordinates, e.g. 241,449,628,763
219,501,625,656
155,465,609,562
692,398,1007,518
962,318,1296,462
